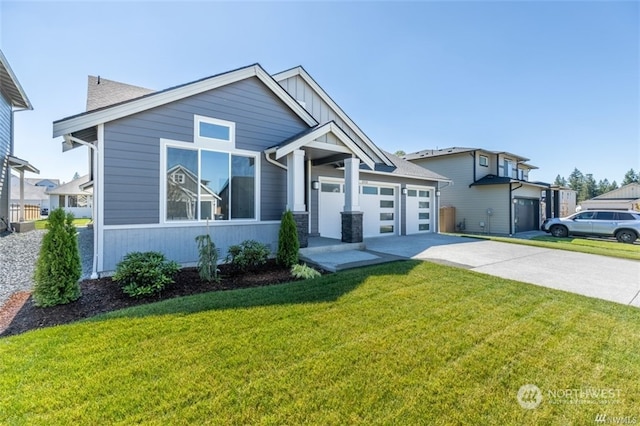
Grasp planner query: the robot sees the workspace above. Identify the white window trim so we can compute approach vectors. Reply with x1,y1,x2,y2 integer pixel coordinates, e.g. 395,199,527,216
479,155,489,167
160,137,260,225
194,115,236,148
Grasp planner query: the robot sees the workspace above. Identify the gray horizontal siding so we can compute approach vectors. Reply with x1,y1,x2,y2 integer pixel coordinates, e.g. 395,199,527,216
102,222,280,273
0,96,11,224
103,77,308,225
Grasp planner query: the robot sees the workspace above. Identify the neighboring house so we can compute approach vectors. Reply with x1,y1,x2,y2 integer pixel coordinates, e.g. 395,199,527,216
0,49,39,230
580,183,640,211
404,147,551,235
546,185,577,217
53,64,450,276
47,174,93,219
10,174,51,210
25,177,60,190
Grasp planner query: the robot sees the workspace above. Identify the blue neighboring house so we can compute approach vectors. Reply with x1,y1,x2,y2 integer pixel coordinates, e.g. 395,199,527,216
0,49,38,231
53,64,450,277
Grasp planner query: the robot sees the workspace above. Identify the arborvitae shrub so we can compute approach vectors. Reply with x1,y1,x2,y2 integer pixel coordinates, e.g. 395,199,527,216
277,210,299,268
33,208,82,307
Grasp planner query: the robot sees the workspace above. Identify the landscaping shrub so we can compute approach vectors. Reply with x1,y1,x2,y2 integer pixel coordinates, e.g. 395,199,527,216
33,208,82,307
226,240,270,272
113,251,180,298
277,210,299,268
291,263,321,280
195,234,219,282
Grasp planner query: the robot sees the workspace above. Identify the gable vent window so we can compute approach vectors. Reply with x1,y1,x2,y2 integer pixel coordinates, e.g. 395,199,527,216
194,115,235,147
479,155,488,167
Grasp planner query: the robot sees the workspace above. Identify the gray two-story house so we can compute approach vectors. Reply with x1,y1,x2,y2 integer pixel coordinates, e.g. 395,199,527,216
405,147,550,235
1,50,38,231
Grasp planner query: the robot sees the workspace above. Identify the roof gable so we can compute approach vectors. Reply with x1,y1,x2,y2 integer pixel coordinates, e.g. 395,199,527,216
273,66,393,167
593,182,640,200
0,49,32,110
53,64,317,138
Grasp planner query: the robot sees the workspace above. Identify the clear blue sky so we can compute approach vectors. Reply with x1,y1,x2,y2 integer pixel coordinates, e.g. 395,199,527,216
2,0,638,184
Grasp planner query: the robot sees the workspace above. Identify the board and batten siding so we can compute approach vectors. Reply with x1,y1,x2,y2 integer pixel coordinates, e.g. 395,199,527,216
102,77,308,225
277,75,383,164
103,222,280,273
0,95,11,226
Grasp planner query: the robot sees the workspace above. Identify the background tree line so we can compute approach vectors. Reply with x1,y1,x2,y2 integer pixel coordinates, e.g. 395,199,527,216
554,168,639,203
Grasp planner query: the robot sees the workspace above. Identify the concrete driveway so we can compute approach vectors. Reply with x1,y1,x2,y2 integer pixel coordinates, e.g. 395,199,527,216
364,234,640,308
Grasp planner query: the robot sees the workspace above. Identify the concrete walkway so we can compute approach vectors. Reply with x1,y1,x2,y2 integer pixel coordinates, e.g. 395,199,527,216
301,234,640,308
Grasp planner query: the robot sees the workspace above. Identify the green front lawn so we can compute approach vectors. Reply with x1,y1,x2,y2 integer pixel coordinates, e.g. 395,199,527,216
34,218,92,230
1,261,639,424
458,233,640,260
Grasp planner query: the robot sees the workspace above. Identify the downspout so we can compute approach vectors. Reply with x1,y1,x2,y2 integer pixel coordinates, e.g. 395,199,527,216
471,151,477,183
264,149,287,171
64,134,99,279
509,182,523,235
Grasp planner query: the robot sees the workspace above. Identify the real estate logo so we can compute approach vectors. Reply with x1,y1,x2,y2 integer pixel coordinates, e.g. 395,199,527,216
517,384,543,409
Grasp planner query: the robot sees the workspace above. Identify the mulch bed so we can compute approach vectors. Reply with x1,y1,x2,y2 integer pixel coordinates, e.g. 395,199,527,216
0,260,299,338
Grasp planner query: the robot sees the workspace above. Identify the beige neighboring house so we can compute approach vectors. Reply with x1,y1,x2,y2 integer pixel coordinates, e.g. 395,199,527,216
548,185,577,217
10,175,60,211
404,147,553,235
47,174,93,218
580,183,640,211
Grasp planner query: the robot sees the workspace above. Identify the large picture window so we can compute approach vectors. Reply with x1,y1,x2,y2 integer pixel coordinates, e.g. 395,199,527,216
166,146,255,221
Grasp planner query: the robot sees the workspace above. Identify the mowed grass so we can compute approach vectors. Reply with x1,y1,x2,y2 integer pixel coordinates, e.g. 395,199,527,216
458,233,640,260
34,217,91,230
1,261,639,424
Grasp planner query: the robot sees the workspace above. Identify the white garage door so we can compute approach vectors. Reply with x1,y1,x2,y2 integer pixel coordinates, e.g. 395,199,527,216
318,180,399,239
405,187,434,234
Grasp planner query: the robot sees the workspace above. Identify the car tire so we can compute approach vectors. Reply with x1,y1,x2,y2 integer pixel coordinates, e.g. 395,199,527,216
615,229,637,244
550,225,568,238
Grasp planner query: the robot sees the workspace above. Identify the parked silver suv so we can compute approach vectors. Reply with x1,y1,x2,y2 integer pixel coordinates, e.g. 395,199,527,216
541,210,640,243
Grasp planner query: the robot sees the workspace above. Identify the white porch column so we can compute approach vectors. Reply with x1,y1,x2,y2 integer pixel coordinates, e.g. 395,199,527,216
343,157,360,212
19,169,25,222
286,149,306,212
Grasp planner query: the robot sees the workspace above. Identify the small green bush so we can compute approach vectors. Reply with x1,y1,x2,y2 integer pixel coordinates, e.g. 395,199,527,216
33,208,82,307
277,210,299,268
195,234,219,282
226,240,270,272
291,263,321,280
113,251,180,298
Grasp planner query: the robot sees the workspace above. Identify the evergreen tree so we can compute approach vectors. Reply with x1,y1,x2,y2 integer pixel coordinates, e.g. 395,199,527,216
596,179,616,196
553,174,567,186
277,210,299,268
394,150,406,157
567,168,584,192
33,208,82,307
622,168,639,185
579,174,597,201
72,171,80,180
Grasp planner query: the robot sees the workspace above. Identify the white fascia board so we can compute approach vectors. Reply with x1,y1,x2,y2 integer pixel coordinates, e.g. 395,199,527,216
273,66,393,167
348,168,453,183
54,65,317,137
275,122,376,170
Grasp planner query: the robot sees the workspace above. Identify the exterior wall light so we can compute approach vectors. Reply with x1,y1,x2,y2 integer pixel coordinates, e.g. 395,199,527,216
401,187,408,195
311,181,319,190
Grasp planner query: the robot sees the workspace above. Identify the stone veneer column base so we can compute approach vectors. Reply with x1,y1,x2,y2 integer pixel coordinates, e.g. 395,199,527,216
292,212,309,248
341,211,363,243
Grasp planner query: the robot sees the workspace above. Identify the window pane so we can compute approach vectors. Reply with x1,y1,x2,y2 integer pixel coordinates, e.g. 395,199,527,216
201,150,229,220
380,187,394,196
199,121,230,141
380,213,394,221
419,223,430,231
419,212,430,220
362,186,378,195
595,212,615,220
321,183,341,193
167,147,199,221
380,200,394,208
407,189,417,197
419,190,429,198
419,201,429,209
380,225,394,234
231,155,255,219
68,195,78,208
